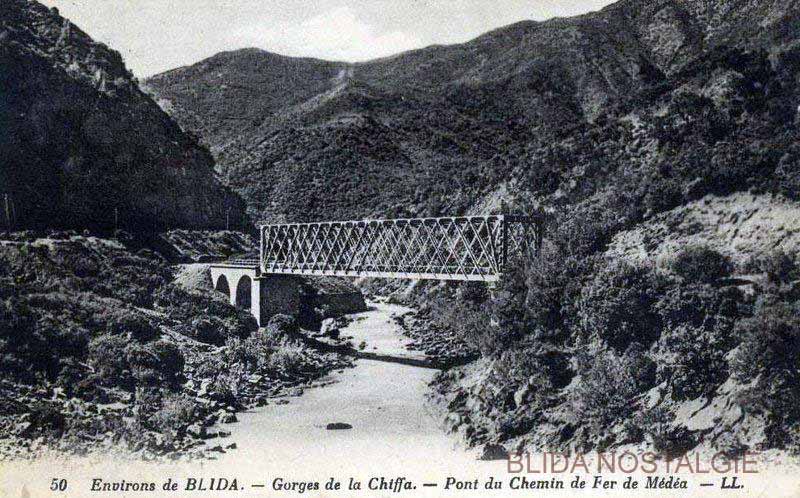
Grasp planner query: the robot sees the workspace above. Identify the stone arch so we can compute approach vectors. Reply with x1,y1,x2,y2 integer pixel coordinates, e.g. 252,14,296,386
235,275,252,309
215,274,230,298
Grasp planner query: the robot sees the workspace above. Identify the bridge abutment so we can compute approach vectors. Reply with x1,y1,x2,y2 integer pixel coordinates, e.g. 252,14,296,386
209,265,299,326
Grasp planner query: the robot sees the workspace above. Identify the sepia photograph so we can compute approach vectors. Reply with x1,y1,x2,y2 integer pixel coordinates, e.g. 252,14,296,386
1,0,799,496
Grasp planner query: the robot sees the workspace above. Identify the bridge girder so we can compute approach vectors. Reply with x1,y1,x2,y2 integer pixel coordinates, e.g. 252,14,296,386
254,215,542,282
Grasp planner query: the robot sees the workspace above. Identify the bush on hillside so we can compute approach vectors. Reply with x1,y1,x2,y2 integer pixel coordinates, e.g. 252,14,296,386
731,302,800,383
25,403,67,438
654,283,743,330
670,246,731,284
633,406,697,458
776,152,800,201
87,334,132,388
148,392,197,439
730,302,800,445
429,297,497,356
753,250,799,285
195,314,309,401
657,323,732,400
490,348,561,437
0,298,53,381
576,260,664,350
570,348,647,429
523,240,596,337
156,285,256,344
106,313,159,343
87,334,185,391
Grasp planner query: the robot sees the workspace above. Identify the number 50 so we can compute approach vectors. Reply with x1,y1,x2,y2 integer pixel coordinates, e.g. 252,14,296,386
50,478,67,491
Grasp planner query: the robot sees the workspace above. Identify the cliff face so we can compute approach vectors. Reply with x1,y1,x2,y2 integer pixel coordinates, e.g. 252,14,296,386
0,0,247,230
145,0,800,224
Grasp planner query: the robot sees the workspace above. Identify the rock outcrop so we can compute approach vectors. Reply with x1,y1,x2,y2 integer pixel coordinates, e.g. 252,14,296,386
0,0,247,230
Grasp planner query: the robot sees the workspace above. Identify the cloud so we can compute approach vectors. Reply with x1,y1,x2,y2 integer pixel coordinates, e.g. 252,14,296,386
229,6,423,62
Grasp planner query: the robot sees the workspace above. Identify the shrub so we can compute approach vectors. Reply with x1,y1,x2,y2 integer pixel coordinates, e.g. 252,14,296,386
155,285,256,343
127,340,186,387
266,342,306,376
0,298,55,381
428,296,496,355
267,314,299,336
576,260,663,350
492,343,572,403
755,250,799,285
191,316,227,345
776,150,800,201
652,280,744,400
147,340,184,383
489,348,562,438
624,342,657,391
523,240,594,335
634,406,697,458
731,302,800,382
657,323,732,400
654,283,742,331
87,334,131,388
223,336,261,372
87,333,184,390
149,392,196,439
570,349,642,428
456,282,490,306
106,313,159,343
26,403,66,438
210,364,246,406
730,302,800,444
670,246,731,284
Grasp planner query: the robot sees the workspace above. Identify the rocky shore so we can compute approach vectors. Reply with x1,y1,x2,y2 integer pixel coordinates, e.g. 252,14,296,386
390,308,477,368
0,315,353,462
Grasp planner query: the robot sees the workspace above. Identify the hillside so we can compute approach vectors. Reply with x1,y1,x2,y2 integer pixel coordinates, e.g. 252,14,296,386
145,0,800,459
0,0,247,230
145,0,800,223
0,230,358,459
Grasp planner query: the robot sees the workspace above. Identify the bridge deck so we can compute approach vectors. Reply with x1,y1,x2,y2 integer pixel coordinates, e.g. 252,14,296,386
256,215,540,282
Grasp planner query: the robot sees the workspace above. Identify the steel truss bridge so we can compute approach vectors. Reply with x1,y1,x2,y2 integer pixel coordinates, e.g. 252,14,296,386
251,215,541,282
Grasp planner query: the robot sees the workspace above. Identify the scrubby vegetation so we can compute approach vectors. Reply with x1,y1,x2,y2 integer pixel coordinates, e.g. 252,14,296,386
411,31,800,457
429,227,799,455
0,232,350,460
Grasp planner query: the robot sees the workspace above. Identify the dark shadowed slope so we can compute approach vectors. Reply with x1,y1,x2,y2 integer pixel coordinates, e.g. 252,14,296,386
145,0,800,223
0,0,247,230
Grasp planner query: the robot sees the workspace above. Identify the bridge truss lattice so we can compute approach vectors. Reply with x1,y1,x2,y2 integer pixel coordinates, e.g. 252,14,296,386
257,215,541,282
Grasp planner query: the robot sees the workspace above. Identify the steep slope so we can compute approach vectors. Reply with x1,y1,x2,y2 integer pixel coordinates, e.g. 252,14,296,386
0,0,247,230
145,0,800,224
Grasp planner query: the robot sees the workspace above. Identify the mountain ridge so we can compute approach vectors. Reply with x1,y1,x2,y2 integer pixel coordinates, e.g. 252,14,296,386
144,0,800,223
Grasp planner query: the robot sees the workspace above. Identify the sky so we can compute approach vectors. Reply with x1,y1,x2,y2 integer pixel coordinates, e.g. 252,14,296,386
40,0,617,77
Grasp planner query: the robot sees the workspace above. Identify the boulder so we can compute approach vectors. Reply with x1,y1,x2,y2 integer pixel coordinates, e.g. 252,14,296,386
218,410,237,424
197,379,213,398
325,422,353,430
14,422,33,438
319,318,340,339
478,443,508,461
187,423,207,439
514,380,535,409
